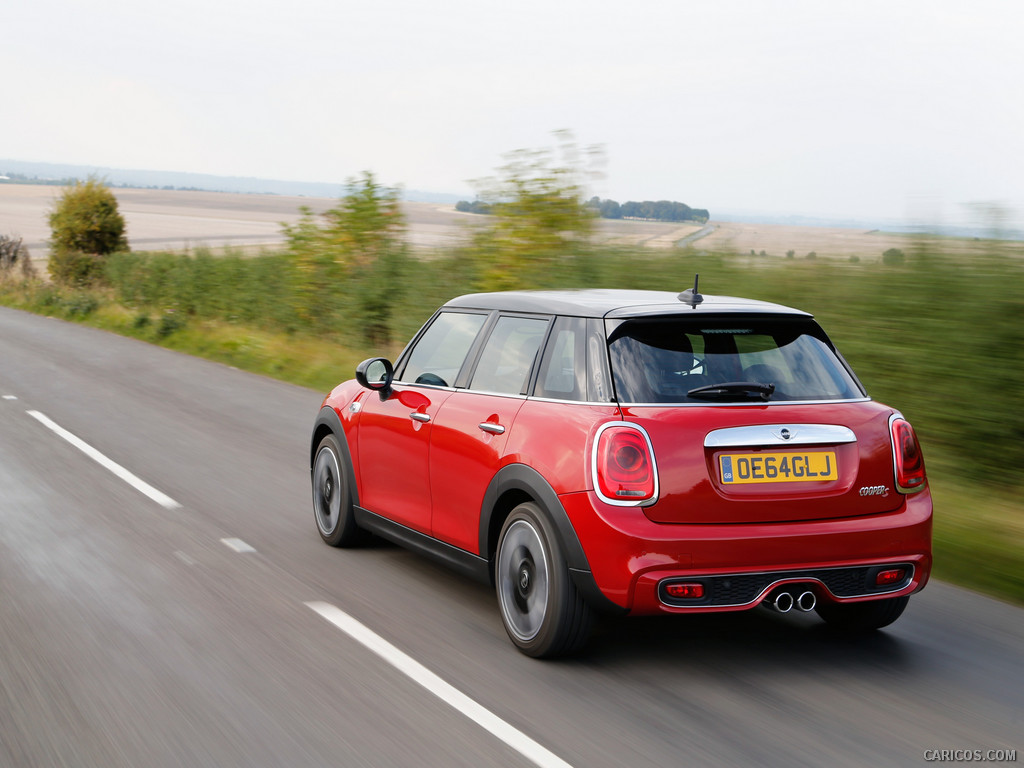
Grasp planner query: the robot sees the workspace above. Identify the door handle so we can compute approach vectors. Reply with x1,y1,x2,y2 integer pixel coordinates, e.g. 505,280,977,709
410,412,431,423
478,422,505,435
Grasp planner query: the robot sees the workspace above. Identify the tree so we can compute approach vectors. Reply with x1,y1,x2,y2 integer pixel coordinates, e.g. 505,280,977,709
468,131,602,290
282,171,409,344
48,177,128,285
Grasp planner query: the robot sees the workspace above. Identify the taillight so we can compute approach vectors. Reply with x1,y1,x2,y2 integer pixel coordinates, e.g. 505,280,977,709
594,423,658,505
891,417,927,494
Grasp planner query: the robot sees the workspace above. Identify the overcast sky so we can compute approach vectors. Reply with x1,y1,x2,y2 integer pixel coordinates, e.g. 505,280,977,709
5,0,1023,228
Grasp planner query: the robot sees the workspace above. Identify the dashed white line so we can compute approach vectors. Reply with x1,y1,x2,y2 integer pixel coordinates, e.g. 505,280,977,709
305,601,574,768
26,410,181,510
220,538,256,553
3,395,17,400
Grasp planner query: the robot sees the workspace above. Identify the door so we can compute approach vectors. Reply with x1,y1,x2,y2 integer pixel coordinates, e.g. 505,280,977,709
357,310,487,533
429,314,550,551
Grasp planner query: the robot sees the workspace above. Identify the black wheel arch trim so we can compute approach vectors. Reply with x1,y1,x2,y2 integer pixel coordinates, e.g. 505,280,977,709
480,464,627,616
311,406,360,509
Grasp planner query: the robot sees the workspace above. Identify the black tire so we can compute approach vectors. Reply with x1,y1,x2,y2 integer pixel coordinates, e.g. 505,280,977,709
815,595,909,632
312,433,360,547
495,502,594,658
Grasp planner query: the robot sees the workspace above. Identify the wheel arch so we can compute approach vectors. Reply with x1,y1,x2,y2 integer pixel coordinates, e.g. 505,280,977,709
480,464,626,615
311,406,360,508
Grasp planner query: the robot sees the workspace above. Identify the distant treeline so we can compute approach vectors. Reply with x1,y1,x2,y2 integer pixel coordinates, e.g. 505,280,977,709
0,172,209,192
587,197,709,223
455,200,495,215
455,196,709,223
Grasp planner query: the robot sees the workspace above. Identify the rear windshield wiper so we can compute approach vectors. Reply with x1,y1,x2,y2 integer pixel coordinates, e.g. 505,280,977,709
687,381,775,401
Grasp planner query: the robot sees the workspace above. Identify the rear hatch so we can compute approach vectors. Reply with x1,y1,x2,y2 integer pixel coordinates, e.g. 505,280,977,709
606,311,902,524
623,402,901,524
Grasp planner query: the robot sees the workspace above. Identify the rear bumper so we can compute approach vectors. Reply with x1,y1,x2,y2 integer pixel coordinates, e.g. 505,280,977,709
559,487,932,615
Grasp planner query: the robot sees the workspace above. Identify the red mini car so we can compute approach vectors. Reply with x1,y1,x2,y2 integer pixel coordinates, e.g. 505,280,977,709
310,286,932,657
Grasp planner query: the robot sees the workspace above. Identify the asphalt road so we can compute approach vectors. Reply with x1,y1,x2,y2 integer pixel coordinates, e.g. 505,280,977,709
0,305,1020,767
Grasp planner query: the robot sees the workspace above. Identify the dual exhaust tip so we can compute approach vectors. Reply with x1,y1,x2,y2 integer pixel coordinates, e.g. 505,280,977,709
767,589,817,613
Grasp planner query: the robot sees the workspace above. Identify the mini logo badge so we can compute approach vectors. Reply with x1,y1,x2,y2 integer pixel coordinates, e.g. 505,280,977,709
773,427,796,441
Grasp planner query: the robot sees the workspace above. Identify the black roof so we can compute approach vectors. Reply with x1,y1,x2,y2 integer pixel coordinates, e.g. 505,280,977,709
443,289,810,319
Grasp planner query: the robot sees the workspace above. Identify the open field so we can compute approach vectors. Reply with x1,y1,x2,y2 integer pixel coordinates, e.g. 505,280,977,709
1,185,698,261
695,221,922,260
4,184,996,267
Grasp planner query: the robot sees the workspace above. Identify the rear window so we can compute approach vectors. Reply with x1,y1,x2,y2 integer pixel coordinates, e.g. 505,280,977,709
607,315,863,404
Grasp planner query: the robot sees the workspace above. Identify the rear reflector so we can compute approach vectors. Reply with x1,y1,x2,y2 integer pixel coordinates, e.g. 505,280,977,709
664,582,705,600
876,568,906,586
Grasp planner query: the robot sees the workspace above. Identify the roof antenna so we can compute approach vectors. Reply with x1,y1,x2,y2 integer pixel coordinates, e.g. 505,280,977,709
678,274,703,308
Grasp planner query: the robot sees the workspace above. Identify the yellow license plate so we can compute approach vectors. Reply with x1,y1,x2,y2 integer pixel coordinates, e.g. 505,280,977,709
719,451,837,484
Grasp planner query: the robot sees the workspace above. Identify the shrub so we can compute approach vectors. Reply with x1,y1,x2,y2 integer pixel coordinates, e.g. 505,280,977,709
156,312,186,338
48,178,128,285
882,247,906,266
62,291,99,317
47,249,107,287
1,234,34,278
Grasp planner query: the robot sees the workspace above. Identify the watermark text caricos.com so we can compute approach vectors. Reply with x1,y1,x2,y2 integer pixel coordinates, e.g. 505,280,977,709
924,750,1016,762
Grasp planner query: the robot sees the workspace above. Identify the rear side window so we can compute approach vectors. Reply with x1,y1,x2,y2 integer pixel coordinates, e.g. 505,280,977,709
469,315,550,395
607,316,863,404
400,311,487,387
534,316,586,400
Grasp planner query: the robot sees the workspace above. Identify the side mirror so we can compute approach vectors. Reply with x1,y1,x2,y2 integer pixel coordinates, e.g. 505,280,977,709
355,358,394,400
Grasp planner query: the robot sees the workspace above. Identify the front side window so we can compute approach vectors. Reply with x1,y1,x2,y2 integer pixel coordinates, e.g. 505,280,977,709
469,315,550,395
607,315,863,404
400,311,487,387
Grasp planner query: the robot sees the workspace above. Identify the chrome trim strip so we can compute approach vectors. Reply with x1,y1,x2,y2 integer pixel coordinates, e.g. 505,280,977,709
703,424,857,448
526,396,619,406
462,390,529,400
659,563,916,609
394,382,457,392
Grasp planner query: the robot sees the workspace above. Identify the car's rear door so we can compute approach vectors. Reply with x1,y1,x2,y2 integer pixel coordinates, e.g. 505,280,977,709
429,313,551,552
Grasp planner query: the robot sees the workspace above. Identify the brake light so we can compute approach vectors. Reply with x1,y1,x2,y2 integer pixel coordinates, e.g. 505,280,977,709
891,417,927,493
594,424,658,505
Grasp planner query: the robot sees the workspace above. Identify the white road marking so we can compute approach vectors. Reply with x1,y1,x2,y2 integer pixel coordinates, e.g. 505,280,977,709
26,410,181,510
220,537,256,553
305,601,574,768
3,395,17,400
